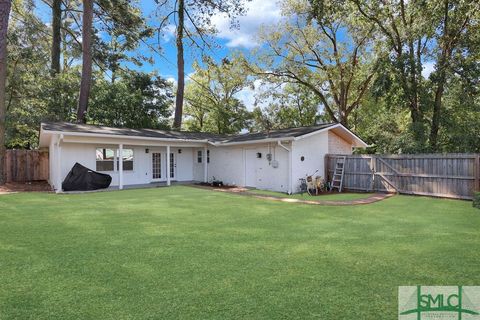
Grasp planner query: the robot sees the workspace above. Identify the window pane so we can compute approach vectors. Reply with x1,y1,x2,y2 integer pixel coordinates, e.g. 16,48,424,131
197,150,202,163
117,149,134,161
116,149,134,171
96,148,114,161
123,161,133,171
96,160,114,171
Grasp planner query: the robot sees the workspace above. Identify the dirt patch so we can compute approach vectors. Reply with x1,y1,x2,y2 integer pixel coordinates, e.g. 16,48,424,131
0,181,52,194
190,184,394,206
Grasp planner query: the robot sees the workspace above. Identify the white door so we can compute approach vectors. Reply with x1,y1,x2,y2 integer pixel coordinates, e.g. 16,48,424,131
245,149,257,187
152,153,163,181
169,152,176,180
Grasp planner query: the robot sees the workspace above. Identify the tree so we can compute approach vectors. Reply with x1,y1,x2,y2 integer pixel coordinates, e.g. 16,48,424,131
352,0,479,151
184,56,251,134
88,70,173,129
249,0,376,127
156,0,250,129
251,83,324,131
51,0,62,75
0,0,12,184
76,0,93,123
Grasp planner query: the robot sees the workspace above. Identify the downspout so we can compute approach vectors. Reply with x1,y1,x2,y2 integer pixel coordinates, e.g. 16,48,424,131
55,134,64,193
277,141,292,194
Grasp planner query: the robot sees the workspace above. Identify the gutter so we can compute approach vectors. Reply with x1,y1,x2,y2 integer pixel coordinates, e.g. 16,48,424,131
212,136,295,147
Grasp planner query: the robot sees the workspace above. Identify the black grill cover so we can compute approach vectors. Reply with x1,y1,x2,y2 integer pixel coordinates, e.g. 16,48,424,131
62,163,112,191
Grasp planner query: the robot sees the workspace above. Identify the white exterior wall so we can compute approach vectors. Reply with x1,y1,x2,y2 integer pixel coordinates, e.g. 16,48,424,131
291,131,329,193
49,138,56,188
207,146,246,186
328,131,353,154
196,144,289,192
56,142,196,189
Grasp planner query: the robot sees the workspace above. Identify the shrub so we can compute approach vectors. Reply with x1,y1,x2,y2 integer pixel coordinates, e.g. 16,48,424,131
474,192,480,209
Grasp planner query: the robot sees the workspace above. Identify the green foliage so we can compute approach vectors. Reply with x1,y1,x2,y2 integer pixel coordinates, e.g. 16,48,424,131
88,70,173,129
4,0,172,148
474,192,480,209
251,0,376,127
184,56,251,134
251,83,324,132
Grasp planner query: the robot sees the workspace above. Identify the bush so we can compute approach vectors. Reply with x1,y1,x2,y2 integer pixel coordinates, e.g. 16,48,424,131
474,192,480,209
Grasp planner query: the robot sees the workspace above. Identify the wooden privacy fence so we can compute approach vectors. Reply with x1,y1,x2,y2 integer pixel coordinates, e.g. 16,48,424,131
4,150,49,182
325,153,480,200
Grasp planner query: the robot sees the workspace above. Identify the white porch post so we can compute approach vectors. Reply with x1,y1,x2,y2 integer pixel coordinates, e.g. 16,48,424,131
203,146,208,183
55,135,63,193
118,144,123,190
166,145,171,186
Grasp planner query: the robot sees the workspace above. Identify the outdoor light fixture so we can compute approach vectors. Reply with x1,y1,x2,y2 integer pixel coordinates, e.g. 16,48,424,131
178,149,182,154
145,148,149,154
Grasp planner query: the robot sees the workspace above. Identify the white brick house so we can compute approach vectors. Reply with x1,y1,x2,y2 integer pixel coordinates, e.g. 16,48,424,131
38,122,368,193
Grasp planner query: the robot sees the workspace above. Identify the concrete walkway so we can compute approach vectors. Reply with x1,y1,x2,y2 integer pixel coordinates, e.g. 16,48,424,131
192,185,395,206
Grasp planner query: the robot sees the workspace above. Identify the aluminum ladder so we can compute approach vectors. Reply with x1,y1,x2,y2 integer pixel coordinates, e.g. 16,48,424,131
331,156,346,192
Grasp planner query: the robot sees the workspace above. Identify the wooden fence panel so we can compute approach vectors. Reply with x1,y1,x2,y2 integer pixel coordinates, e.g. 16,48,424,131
325,153,479,200
4,150,49,182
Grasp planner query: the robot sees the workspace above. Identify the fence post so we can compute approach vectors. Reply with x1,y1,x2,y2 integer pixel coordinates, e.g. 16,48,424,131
369,155,376,192
475,154,480,192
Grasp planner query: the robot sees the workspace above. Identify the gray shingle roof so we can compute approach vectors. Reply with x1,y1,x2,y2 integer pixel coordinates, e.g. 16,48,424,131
41,122,337,143
223,123,336,143
41,122,228,141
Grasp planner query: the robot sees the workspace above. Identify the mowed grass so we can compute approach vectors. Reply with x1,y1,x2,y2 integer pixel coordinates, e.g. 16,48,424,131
246,188,372,201
0,186,479,319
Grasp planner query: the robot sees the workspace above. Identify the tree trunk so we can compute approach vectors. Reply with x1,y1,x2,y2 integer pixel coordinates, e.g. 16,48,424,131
77,0,93,124
0,0,12,185
429,0,451,151
51,0,62,75
173,0,184,130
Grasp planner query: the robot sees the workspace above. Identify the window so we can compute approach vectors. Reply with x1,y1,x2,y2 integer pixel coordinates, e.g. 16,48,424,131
197,150,202,163
96,148,134,171
96,148,115,171
207,150,210,163
117,148,134,171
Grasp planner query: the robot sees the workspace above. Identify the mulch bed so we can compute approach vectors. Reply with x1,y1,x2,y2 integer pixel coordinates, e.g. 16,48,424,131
0,181,52,194
195,182,239,190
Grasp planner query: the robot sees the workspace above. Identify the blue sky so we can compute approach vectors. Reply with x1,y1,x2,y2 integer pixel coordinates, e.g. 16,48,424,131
34,0,436,114
134,0,282,84
34,0,283,109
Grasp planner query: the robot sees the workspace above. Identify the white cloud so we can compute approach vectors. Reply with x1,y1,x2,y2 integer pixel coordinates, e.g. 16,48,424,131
422,61,435,79
161,24,176,42
236,86,257,111
211,0,282,48
235,79,281,111
166,77,177,86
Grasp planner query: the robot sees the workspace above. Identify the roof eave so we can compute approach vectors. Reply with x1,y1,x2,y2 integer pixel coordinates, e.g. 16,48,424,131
40,128,212,144
294,123,368,148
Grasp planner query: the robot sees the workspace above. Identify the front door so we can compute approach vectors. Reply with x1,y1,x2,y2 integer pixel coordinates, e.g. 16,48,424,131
152,152,162,181
169,152,176,180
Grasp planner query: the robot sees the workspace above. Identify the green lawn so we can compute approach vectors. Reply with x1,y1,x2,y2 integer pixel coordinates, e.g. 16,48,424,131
0,186,478,319
246,188,372,201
